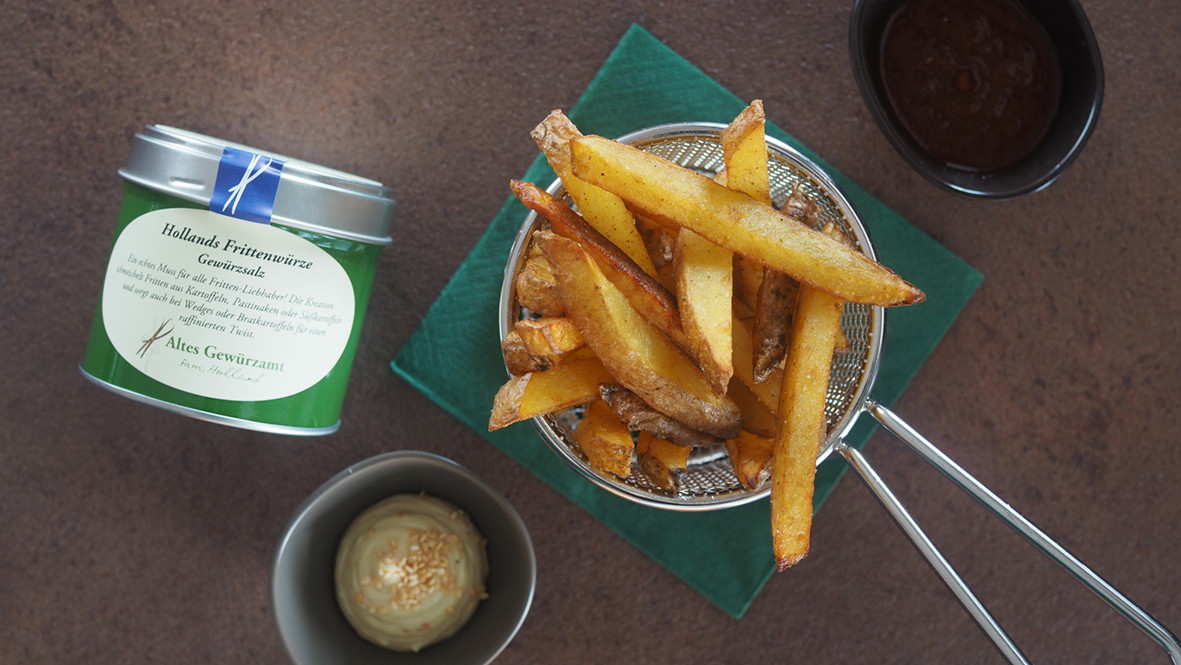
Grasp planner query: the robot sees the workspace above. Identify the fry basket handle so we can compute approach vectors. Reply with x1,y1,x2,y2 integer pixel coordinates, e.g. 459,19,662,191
836,399,1181,664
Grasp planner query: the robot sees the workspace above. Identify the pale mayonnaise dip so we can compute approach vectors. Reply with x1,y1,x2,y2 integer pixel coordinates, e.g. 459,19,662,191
334,493,489,652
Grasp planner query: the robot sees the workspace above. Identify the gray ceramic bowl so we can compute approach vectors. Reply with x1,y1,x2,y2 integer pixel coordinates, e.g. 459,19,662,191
850,0,1103,198
272,451,536,665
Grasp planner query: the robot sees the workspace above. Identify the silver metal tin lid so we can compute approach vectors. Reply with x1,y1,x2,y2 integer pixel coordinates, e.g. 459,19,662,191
118,125,394,245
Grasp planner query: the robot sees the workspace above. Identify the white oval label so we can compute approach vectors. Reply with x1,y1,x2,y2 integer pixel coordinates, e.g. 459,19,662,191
101,208,355,401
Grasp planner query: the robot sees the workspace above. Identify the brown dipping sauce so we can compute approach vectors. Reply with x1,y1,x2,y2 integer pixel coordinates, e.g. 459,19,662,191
879,0,1062,171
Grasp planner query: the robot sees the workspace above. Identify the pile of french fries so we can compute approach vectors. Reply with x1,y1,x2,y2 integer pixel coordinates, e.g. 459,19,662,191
489,102,924,570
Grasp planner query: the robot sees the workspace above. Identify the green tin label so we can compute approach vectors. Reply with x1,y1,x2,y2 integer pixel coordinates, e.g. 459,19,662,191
102,207,354,401
82,182,383,435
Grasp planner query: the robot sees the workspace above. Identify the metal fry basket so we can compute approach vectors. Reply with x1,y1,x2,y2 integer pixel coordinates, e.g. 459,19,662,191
501,123,879,508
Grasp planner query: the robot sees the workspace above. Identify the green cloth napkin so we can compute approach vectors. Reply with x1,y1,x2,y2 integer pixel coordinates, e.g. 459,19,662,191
391,24,983,618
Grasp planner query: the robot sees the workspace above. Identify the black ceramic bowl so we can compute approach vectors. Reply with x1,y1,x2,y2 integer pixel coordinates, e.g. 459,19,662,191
850,0,1103,198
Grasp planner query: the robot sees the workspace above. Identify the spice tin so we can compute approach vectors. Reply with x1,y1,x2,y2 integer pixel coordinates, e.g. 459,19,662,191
81,126,394,435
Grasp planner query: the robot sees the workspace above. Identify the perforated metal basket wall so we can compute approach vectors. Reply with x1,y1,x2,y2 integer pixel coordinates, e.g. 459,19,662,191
499,123,884,510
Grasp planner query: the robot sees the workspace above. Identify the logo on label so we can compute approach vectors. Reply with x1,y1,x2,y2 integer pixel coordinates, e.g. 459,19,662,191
138,319,174,357
210,146,285,224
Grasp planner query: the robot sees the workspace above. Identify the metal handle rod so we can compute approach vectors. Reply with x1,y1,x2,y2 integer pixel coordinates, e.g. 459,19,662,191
864,399,1181,664
836,441,1030,664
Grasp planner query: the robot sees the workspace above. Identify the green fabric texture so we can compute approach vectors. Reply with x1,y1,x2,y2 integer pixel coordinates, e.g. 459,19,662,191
391,24,983,618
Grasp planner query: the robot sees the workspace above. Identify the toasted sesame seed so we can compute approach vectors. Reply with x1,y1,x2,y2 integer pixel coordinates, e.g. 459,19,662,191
356,527,459,612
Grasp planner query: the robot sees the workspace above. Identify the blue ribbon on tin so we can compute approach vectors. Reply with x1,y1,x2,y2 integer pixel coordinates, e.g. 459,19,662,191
210,146,285,224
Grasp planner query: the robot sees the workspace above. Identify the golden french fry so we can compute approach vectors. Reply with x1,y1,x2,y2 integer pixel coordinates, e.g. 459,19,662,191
720,100,772,206
634,213,680,292
732,315,781,412
732,294,757,322
727,376,776,439
531,110,658,276
752,181,809,381
770,257,846,571
569,135,925,307
726,430,774,490
674,227,734,393
510,179,689,351
713,151,763,315
501,331,545,375
536,231,740,439
670,102,783,395
515,254,564,316
636,431,690,492
599,383,723,448
752,269,799,383
488,353,613,431
573,398,635,479
732,255,764,313
501,316,586,375
721,100,794,381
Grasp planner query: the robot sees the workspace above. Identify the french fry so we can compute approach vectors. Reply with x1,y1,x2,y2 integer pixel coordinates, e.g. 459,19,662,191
732,254,764,314
636,431,691,492
732,315,781,412
674,227,733,393
573,398,635,479
488,352,613,431
501,316,586,375
770,226,847,571
568,135,925,307
515,253,564,316
675,102,786,396
732,294,757,322
721,101,797,383
721,101,770,314
634,214,679,291
510,179,689,351
713,156,763,314
720,100,772,206
536,231,741,439
727,376,776,439
752,270,800,383
726,430,774,490
531,110,658,276
599,384,723,448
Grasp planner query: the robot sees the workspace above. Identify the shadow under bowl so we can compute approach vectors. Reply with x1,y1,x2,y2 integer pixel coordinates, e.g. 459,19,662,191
850,0,1104,199
272,451,536,665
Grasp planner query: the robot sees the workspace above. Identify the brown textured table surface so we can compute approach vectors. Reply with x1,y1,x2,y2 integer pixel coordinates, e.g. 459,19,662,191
3,2,1179,663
